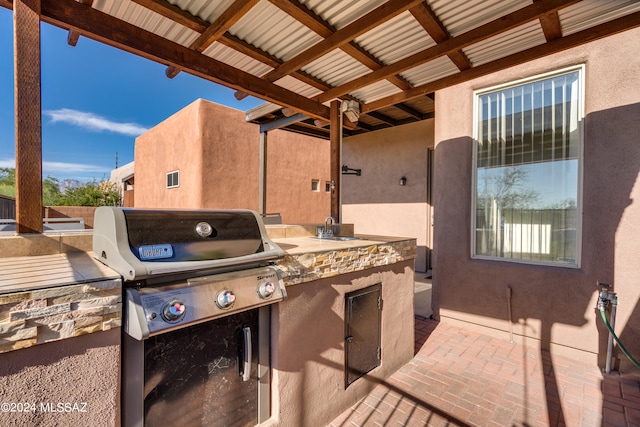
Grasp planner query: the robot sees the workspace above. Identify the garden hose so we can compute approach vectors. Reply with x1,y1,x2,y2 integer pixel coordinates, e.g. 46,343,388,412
599,309,640,369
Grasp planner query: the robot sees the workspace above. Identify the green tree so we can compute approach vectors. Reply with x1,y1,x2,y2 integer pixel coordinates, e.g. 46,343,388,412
0,167,16,198
56,180,121,207
0,168,120,207
43,176,62,206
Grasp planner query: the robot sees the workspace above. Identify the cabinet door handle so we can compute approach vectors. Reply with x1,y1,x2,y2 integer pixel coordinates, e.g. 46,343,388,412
242,327,252,382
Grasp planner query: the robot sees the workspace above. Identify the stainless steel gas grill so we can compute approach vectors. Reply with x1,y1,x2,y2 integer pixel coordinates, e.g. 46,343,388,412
92,207,287,427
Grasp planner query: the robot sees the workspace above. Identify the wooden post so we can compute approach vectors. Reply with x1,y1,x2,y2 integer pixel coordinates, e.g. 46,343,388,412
14,0,43,233
329,100,340,222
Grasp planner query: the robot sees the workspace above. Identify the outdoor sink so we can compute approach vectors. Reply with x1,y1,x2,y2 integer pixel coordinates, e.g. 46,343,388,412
312,236,362,241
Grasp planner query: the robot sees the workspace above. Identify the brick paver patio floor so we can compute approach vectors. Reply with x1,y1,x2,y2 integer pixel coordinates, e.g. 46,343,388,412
329,316,640,427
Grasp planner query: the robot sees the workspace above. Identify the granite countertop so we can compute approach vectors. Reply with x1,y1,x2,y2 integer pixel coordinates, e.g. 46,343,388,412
0,231,416,294
0,251,121,295
272,234,414,254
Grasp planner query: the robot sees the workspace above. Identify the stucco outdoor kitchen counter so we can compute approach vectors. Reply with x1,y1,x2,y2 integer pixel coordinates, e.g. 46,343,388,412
0,232,415,427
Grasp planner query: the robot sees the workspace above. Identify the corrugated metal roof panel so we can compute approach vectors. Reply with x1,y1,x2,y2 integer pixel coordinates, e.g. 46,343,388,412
273,76,323,99
427,0,531,37
350,80,401,103
559,0,640,36
303,49,371,87
355,11,435,65
95,0,199,46
166,0,236,23
202,42,273,77
463,21,546,67
301,0,388,30
231,1,322,61
400,56,459,87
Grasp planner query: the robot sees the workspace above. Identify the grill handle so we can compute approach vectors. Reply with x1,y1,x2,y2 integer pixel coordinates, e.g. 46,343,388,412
242,326,252,382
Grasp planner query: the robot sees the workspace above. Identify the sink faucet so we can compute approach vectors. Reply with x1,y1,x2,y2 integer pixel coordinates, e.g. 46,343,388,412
318,216,335,238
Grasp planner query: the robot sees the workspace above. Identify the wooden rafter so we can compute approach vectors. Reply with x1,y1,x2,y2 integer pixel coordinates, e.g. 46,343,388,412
67,0,93,46
269,0,412,91
394,103,425,120
165,0,259,78
128,0,336,98
362,11,640,113
409,2,471,71
263,0,424,83
316,0,581,104
534,0,563,41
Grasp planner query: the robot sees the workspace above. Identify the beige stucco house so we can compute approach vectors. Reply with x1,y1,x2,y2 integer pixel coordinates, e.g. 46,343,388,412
134,99,331,224
342,27,640,373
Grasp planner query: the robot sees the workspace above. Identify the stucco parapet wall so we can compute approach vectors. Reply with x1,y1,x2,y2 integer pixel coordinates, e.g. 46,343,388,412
0,252,122,354
272,236,417,285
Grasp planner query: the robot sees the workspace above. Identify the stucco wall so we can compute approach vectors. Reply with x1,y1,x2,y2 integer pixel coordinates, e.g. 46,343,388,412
268,261,415,427
342,120,433,272
433,28,640,370
134,100,203,208
0,329,120,426
134,99,330,223
267,129,331,224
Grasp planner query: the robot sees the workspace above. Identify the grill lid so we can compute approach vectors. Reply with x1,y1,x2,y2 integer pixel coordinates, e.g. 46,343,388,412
93,207,285,281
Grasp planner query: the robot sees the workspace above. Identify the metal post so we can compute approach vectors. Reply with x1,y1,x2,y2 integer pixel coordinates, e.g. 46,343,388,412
330,100,340,222
258,131,267,215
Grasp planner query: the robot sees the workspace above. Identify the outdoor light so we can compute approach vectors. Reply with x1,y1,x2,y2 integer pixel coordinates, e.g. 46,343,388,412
341,100,360,122
399,176,407,186
342,165,361,176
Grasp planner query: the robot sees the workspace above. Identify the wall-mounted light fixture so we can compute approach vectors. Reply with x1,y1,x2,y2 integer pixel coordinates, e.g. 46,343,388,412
341,100,360,122
399,176,407,186
342,165,361,176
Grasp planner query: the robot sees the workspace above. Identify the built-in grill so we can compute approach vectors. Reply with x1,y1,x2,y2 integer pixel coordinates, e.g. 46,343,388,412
92,207,287,427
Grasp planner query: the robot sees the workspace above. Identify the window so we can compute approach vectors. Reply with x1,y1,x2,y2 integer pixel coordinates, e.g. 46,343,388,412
325,181,332,192
472,66,583,266
166,170,179,188
311,180,319,192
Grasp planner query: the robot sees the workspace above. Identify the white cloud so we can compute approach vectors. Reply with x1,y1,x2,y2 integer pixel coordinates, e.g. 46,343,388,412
0,158,111,179
0,159,15,168
44,108,149,136
43,161,110,174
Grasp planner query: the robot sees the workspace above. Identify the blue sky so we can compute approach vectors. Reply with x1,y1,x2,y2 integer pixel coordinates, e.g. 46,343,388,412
0,8,263,181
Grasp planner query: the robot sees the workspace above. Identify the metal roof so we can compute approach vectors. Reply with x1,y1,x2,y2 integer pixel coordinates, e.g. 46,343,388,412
9,0,639,139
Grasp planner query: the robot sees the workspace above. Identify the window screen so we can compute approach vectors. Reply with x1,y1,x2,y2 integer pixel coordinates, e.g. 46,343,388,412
473,67,583,266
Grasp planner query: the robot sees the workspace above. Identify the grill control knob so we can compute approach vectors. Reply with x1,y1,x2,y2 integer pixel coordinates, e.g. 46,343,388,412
162,300,186,323
257,281,276,299
216,290,236,309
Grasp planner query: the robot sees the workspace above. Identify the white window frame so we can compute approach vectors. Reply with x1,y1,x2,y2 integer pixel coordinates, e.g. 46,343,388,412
311,179,320,192
471,65,585,268
166,170,180,189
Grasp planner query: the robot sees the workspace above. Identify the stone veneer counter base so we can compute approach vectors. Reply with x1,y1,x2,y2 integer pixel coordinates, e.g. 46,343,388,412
0,235,415,355
0,252,122,354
